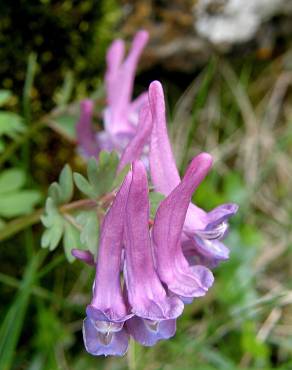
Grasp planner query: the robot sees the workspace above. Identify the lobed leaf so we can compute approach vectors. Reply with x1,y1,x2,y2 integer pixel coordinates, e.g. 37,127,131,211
49,164,73,204
41,198,64,251
0,112,25,138
63,221,83,263
86,152,119,197
0,190,41,218
112,163,130,191
76,210,99,259
73,172,97,198
0,168,26,194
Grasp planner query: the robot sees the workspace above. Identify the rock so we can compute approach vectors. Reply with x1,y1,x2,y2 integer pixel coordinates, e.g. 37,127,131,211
120,0,292,72
194,0,292,48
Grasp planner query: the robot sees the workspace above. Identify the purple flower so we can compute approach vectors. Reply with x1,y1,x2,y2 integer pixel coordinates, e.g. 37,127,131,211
76,30,149,158
118,80,238,268
123,161,184,345
71,249,95,266
82,173,133,356
76,99,99,158
152,154,214,301
75,156,221,354
148,81,238,268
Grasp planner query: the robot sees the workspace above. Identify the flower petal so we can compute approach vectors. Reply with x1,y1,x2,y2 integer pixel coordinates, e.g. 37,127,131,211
124,161,184,320
71,249,95,266
182,231,231,269
152,153,214,299
104,30,149,136
118,103,152,172
126,316,177,346
76,99,99,157
89,172,132,322
83,317,129,356
149,81,181,195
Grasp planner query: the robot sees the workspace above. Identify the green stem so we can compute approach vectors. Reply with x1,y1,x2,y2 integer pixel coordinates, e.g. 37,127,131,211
0,198,98,243
0,209,43,243
127,339,136,370
0,102,72,167
0,121,44,167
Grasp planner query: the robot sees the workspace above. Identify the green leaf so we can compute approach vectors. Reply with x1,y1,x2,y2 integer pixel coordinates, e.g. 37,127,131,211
87,152,119,197
149,192,165,218
73,173,96,198
49,164,73,204
0,112,25,138
0,90,12,106
63,221,82,262
87,157,100,191
76,210,99,258
59,164,73,203
54,70,74,107
0,168,26,194
41,198,64,250
49,114,77,141
112,163,130,190
0,190,41,218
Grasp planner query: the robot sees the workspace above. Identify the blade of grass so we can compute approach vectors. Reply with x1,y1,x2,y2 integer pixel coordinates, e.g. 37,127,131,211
0,250,44,370
180,57,217,171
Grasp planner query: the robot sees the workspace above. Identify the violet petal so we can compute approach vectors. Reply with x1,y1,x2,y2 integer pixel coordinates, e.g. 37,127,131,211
83,317,129,356
71,249,95,266
76,99,100,157
152,153,214,299
89,173,133,322
118,103,152,172
124,161,184,320
149,81,181,195
126,316,177,346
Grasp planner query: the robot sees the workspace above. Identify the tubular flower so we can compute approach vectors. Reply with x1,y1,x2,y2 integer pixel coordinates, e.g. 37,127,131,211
118,80,238,268
148,81,238,268
152,154,214,300
124,161,184,345
76,99,99,158
83,173,133,357
76,30,149,158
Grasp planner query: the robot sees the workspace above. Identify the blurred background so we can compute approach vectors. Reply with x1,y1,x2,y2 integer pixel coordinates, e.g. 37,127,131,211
0,1,292,369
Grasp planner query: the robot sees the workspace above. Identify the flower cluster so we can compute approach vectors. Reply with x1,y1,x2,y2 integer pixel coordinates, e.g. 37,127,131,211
73,31,238,356
76,30,149,158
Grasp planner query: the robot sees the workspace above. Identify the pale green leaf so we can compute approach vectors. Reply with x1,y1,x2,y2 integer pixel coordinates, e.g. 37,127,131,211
63,221,82,262
73,173,97,198
0,190,41,218
87,152,119,197
41,198,64,250
0,168,26,194
112,164,130,191
59,164,73,203
76,210,99,258
49,165,73,204
0,112,25,137
49,114,77,141
87,157,100,190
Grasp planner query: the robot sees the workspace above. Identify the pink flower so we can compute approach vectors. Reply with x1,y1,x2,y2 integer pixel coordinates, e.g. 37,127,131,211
76,30,149,158
120,80,238,269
